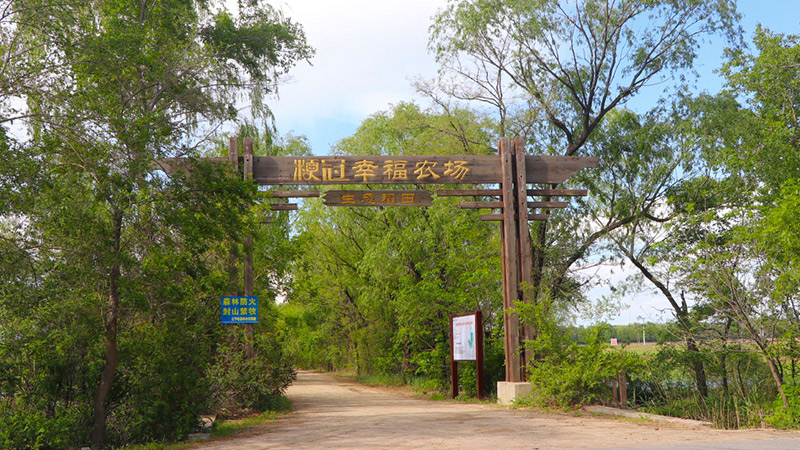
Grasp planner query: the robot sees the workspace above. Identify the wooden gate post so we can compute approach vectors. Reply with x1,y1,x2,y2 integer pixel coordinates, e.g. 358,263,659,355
499,138,523,382
227,138,240,297
243,137,255,359
513,137,535,371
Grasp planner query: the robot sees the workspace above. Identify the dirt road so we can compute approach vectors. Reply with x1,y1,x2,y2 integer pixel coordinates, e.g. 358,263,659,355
197,371,800,449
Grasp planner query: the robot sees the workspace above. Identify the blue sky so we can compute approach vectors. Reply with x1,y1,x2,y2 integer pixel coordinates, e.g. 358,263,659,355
271,1,800,155
268,1,800,324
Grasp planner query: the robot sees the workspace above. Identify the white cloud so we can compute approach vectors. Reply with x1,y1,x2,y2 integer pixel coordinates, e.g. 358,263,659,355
270,0,448,152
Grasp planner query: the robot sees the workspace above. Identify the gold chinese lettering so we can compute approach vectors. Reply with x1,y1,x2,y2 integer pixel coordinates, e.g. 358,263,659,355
401,193,416,204
383,160,409,180
413,161,440,180
341,194,356,205
293,159,321,181
361,193,376,205
443,160,470,180
381,193,396,204
353,159,379,181
321,159,349,181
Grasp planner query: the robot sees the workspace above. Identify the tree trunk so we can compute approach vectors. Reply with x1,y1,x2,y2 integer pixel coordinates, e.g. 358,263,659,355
721,352,729,397
91,209,122,449
687,337,709,398
766,356,789,409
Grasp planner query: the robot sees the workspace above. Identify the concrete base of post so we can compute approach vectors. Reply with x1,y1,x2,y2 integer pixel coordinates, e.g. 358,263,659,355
497,381,532,405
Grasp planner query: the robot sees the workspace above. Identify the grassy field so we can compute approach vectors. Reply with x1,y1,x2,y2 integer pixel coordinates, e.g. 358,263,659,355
615,342,662,353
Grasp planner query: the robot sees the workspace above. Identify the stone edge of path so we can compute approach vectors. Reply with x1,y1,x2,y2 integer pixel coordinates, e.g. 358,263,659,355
584,405,713,427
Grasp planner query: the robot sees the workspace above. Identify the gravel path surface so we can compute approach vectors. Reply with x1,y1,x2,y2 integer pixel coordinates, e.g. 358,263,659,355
195,370,800,449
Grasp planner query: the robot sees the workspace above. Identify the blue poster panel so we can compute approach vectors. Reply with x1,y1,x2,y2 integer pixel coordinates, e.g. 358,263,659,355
221,296,258,324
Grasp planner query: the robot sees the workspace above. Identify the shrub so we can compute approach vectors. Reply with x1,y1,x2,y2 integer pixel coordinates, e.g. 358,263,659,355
206,329,296,413
0,401,90,450
521,303,642,407
766,378,800,429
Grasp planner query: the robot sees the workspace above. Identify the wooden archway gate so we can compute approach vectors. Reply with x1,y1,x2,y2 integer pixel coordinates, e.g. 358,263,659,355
164,136,597,383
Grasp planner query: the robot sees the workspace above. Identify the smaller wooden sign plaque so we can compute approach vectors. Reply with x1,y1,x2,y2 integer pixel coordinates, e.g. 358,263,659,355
324,190,432,207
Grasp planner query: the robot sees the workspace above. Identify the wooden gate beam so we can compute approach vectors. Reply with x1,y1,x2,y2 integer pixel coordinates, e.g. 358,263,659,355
242,137,255,359
499,138,523,382
514,137,536,373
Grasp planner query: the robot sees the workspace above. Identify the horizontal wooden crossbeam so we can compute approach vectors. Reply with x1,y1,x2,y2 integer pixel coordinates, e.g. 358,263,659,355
527,189,588,196
155,157,598,187
460,201,568,209
248,155,598,185
480,214,548,221
264,190,320,198
528,201,568,208
437,189,503,197
459,201,503,209
438,188,588,197
269,203,298,211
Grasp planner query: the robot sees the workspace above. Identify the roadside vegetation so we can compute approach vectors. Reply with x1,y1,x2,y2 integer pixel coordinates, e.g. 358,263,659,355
0,0,310,448
3,1,800,449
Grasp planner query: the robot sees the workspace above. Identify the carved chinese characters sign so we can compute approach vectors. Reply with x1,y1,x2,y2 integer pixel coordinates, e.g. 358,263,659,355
324,190,432,207
158,154,597,185
269,155,484,184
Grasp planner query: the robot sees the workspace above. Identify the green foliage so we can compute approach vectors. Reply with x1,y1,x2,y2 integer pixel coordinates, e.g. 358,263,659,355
283,103,504,393
0,0,311,447
523,305,642,406
767,377,800,429
635,343,776,428
430,0,740,150
0,402,90,450
206,327,296,413
719,27,800,194
105,321,213,446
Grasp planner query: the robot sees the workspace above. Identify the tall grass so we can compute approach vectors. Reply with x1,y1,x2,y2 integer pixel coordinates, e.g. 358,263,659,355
640,393,768,428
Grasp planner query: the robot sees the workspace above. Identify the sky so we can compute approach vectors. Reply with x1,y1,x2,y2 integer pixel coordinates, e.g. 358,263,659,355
267,0,800,325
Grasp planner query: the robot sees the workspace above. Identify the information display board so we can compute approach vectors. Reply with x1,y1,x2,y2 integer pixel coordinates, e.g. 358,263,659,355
450,311,484,398
221,296,258,324
452,313,478,361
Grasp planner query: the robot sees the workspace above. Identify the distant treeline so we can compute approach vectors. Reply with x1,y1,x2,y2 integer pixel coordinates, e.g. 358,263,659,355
567,322,679,345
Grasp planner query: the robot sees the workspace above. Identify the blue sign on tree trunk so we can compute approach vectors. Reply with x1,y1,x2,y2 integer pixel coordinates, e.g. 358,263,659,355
221,296,258,324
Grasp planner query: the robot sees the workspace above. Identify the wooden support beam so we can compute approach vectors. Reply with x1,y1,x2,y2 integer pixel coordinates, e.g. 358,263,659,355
499,137,522,383
438,189,588,198
514,137,534,374
437,189,503,197
227,138,240,298
242,137,255,359
528,201,568,208
528,189,588,196
265,190,320,198
459,201,503,209
480,214,504,221
480,213,549,222
228,137,239,169
269,203,298,211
